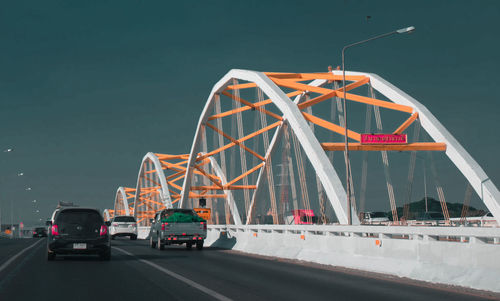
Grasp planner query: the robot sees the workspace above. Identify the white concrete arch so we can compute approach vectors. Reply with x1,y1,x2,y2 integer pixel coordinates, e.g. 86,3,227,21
333,70,500,223
133,152,173,223
113,187,130,216
179,69,354,224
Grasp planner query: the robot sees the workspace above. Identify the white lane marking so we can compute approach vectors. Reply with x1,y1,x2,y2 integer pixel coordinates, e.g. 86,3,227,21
113,247,233,301
0,239,44,273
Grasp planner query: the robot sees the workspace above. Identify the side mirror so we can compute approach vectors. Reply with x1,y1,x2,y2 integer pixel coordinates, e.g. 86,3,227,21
46,220,52,226
105,221,111,226
149,218,154,223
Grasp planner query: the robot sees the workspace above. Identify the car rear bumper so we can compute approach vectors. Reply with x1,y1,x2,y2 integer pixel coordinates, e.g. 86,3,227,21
161,234,206,244
112,232,137,237
48,237,110,254
110,227,137,236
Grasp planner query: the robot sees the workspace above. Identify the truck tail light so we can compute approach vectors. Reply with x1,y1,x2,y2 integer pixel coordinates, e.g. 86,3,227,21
51,225,59,236
161,222,169,231
100,225,108,236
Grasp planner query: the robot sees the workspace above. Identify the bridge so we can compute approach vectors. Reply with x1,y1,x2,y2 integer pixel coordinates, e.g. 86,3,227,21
98,69,500,293
1,69,499,300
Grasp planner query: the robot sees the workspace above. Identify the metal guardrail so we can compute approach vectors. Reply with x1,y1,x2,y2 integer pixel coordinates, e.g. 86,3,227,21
208,224,500,244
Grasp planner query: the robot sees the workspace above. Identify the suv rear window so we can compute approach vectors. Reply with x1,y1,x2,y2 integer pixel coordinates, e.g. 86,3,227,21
114,216,136,223
56,209,103,227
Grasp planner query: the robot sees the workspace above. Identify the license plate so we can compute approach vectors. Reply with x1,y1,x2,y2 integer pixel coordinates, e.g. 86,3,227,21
178,237,190,240
73,243,87,249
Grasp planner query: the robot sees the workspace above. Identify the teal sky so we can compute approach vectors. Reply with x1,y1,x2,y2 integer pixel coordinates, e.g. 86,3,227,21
1,0,499,225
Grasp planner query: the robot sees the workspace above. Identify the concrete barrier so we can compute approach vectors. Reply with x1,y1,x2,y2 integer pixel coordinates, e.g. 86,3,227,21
206,224,500,293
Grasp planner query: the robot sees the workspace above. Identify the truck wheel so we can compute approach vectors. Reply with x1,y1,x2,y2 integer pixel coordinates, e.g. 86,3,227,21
196,241,204,250
186,243,192,250
150,235,157,248
157,236,164,250
130,235,137,240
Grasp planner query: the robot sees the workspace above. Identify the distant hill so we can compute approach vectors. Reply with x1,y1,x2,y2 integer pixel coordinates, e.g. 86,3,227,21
385,197,487,220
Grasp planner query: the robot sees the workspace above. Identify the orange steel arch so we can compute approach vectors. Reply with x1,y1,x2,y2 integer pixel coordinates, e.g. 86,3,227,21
133,152,229,226
114,187,136,216
134,153,170,226
179,70,446,224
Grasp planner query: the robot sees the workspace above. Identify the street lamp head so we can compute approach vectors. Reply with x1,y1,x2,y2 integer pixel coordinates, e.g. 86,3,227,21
3,148,13,153
396,26,415,34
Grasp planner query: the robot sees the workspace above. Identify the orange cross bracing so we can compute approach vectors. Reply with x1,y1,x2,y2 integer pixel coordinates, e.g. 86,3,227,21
220,72,444,150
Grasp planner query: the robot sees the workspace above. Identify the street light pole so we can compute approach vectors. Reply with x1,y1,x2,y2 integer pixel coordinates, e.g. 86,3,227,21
341,26,415,225
0,148,15,233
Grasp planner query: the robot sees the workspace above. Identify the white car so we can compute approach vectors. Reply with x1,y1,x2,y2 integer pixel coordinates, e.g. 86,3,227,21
361,212,390,224
109,216,138,240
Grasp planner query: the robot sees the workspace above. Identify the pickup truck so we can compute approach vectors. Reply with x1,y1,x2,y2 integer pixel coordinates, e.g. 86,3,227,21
149,209,207,250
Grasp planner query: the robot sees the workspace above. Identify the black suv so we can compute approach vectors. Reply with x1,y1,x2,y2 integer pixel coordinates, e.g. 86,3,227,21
46,207,111,261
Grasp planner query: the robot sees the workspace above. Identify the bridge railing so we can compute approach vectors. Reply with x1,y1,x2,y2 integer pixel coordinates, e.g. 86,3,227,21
206,224,500,292
208,224,500,245
138,224,500,244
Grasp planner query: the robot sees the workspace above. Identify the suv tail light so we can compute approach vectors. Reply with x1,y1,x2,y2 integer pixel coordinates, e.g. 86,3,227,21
100,225,108,236
161,222,169,231
51,225,59,236
200,222,207,230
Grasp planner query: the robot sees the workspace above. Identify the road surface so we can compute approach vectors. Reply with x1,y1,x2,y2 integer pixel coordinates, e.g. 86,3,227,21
0,238,497,301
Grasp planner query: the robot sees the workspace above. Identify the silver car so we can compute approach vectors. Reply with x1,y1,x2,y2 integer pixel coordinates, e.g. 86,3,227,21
109,216,137,240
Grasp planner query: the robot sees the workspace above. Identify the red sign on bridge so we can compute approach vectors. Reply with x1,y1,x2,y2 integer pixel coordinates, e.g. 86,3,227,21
361,134,407,144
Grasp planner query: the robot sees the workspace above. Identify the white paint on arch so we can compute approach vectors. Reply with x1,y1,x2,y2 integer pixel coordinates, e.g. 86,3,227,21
114,186,130,216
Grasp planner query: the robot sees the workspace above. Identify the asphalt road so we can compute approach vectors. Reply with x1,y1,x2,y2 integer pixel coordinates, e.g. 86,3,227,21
0,238,497,301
